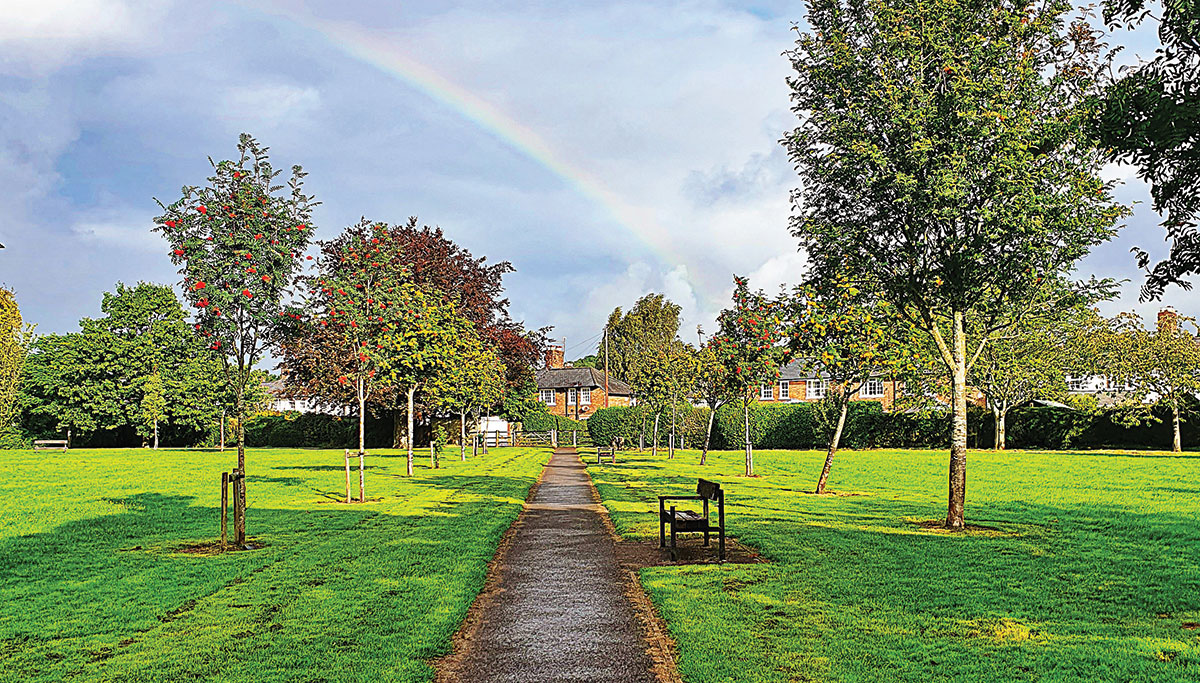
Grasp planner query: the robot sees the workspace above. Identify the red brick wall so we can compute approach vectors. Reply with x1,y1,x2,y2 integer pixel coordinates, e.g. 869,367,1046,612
541,387,631,420
754,378,898,411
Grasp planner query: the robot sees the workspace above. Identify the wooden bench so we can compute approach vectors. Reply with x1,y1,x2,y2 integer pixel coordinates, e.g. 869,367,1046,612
596,446,616,464
659,478,725,561
33,440,68,451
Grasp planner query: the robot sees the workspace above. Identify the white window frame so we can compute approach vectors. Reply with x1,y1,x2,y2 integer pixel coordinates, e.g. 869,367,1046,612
861,379,885,398
540,389,556,406
579,388,591,405
760,383,774,400
779,381,790,400
806,379,826,399
567,388,577,405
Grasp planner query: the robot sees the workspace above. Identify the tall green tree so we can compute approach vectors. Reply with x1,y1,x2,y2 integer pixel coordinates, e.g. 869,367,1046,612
0,287,31,445
139,372,166,449
785,0,1127,526
968,283,1108,449
637,341,697,459
378,284,477,475
19,283,224,446
711,277,787,476
785,276,918,493
1094,0,1200,297
154,133,315,543
426,330,506,461
599,293,682,392
692,342,739,465
1091,309,1200,452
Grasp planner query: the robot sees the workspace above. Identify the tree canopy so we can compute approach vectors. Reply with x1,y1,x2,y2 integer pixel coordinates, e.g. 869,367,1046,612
1094,0,1200,297
784,0,1127,526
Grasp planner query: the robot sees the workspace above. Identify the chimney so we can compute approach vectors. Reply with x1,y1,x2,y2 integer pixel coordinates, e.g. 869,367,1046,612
545,342,564,369
1158,306,1179,334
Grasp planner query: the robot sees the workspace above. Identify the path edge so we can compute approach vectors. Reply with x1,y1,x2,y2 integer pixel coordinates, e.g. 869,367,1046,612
429,448,553,682
583,453,685,683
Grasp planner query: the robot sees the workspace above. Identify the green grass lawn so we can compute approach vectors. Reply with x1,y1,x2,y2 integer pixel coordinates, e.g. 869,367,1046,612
591,448,1200,682
0,446,549,682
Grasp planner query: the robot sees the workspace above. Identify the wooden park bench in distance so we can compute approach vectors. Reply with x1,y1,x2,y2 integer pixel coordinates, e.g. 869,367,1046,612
596,445,616,464
659,478,725,561
33,440,68,451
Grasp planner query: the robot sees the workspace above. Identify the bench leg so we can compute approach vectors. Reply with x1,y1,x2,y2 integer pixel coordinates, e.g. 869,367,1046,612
669,506,677,561
718,529,725,562
704,527,710,547
659,500,666,548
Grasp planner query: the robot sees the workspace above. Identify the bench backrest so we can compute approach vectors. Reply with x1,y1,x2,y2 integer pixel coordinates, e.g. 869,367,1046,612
696,478,722,501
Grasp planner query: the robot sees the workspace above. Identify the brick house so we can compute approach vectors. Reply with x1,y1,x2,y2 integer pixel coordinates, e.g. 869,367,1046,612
754,359,901,410
535,344,633,420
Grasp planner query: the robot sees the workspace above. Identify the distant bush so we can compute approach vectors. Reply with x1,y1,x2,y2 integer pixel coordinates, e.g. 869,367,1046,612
242,412,392,449
519,408,587,432
587,406,650,446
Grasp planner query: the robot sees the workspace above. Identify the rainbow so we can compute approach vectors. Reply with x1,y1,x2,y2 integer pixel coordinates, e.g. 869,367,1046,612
286,15,684,270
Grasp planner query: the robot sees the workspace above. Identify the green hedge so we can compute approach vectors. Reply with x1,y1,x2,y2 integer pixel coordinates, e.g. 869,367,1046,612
243,412,394,449
520,409,587,432
590,402,952,451
587,405,650,446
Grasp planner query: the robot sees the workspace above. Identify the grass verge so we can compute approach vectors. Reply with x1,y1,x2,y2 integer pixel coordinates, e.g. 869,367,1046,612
590,448,1200,682
0,446,549,682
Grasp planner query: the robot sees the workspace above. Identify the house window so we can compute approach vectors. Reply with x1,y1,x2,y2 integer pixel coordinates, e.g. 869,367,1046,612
861,379,885,398
540,389,556,405
806,379,826,399
579,388,591,405
760,383,774,400
779,381,790,399
567,388,577,405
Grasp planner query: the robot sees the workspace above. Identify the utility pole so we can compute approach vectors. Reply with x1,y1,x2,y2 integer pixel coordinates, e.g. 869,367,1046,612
604,324,610,408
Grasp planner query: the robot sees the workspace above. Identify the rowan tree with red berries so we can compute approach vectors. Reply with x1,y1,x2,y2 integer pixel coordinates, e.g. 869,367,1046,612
711,276,788,476
153,133,316,544
298,220,410,471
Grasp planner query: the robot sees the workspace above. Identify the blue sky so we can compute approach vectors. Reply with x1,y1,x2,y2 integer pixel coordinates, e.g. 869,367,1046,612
0,0,1179,361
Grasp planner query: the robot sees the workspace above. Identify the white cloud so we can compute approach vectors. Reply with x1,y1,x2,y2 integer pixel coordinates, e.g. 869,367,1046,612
71,216,161,253
0,0,164,74
220,84,322,127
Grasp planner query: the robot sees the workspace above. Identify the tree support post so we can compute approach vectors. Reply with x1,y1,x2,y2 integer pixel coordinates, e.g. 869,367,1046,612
220,471,229,545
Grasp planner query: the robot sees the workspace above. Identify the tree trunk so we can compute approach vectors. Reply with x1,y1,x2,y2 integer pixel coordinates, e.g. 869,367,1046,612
460,412,467,461
994,408,1007,451
815,399,849,494
1173,398,1182,452
220,409,225,451
652,413,660,458
235,388,246,545
357,377,366,456
744,397,753,477
406,386,415,476
947,312,968,529
669,399,676,460
701,406,716,465
153,418,159,450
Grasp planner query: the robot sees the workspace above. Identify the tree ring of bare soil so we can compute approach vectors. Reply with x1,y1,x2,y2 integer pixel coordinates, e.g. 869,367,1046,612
908,519,1018,537
173,539,268,556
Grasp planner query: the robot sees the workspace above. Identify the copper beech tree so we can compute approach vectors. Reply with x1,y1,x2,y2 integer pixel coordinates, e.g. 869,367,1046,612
154,134,316,544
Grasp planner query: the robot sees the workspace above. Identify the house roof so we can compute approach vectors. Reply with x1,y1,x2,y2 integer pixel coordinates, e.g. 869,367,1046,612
536,367,633,396
775,358,898,382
